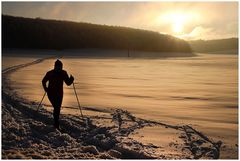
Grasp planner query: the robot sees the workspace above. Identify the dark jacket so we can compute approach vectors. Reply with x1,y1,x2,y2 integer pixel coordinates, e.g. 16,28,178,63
42,69,74,108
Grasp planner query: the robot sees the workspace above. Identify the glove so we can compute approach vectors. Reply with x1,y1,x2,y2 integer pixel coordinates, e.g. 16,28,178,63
70,75,74,82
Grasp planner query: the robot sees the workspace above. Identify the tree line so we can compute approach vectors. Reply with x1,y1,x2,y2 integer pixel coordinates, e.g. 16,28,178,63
2,15,192,54
189,38,238,54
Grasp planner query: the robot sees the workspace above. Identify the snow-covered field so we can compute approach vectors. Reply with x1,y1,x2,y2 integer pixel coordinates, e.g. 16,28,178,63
2,50,238,159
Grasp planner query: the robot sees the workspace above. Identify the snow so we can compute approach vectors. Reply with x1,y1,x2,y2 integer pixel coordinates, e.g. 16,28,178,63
2,56,232,159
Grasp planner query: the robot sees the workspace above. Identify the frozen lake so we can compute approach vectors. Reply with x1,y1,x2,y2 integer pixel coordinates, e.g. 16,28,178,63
2,52,238,157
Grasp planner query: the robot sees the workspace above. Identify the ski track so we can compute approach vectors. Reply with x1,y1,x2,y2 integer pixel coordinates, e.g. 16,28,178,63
2,57,222,159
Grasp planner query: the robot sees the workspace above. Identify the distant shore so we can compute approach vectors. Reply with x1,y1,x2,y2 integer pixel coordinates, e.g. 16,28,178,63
2,48,195,58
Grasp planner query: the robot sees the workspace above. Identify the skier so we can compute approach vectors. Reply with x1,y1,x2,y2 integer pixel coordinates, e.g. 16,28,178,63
42,59,74,129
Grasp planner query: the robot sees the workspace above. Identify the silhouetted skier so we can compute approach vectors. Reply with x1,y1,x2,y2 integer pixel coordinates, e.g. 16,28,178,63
42,59,74,129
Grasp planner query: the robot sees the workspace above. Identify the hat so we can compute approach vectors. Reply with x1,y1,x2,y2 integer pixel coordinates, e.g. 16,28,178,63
54,59,63,68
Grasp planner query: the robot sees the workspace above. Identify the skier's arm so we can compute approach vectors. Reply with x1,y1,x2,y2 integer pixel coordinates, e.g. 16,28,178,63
42,73,49,92
63,71,74,86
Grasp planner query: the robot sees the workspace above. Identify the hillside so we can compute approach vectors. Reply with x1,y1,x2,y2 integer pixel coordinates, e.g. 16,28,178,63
189,38,238,54
2,15,193,57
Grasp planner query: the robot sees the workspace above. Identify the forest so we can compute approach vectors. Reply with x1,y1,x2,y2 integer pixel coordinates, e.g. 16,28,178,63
189,38,238,54
2,15,192,56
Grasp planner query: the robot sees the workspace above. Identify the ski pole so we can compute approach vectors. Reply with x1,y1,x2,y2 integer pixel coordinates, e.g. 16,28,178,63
37,92,46,112
73,82,84,118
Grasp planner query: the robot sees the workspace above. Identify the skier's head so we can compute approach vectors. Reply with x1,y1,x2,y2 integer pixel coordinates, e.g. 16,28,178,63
54,59,63,71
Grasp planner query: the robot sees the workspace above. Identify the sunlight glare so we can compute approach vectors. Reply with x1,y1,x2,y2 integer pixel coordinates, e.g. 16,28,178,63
157,12,198,35
171,14,185,34
173,21,183,33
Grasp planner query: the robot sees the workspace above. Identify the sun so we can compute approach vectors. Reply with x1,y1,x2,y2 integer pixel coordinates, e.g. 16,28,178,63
171,14,185,34
172,22,183,33
157,12,198,35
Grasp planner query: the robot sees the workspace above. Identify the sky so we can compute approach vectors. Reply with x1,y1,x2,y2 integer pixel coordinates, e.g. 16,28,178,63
2,1,238,40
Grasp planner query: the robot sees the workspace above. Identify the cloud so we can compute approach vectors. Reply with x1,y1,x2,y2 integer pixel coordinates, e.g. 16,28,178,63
50,2,67,17
179,25,238,40
179,26,213,40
